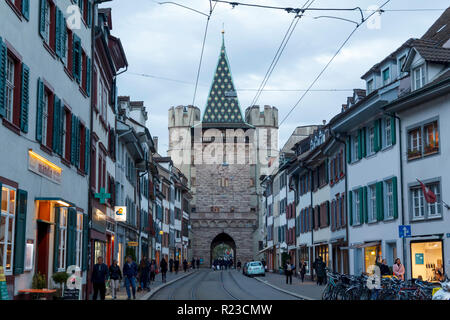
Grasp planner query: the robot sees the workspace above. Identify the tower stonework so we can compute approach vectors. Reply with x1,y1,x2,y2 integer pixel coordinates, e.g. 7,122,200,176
168,34,278,265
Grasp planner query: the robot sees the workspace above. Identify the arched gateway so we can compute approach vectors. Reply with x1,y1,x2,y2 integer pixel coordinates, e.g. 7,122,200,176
210,233,236,266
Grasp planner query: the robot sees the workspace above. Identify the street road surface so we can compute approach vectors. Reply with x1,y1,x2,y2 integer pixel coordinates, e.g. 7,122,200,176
150,269,300,300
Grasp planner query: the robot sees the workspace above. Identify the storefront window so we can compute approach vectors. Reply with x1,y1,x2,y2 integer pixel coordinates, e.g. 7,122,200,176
0,186,16,274
364,245,381,273
58,208,68,271
94,241,105,264
411,241,444,282
315,245,329,267
75,213,83,267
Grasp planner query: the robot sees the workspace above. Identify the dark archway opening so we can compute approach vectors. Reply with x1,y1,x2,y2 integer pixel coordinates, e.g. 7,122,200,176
210,233,236,267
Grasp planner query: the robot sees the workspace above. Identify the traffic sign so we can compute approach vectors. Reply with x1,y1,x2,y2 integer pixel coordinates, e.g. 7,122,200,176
399,225,411,238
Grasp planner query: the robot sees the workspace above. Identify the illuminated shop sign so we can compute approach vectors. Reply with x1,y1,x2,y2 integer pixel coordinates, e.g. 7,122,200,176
28,150,62,184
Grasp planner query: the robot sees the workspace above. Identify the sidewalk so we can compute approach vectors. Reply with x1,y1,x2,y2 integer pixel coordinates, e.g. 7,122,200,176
255,272,325,300
106,269,196,300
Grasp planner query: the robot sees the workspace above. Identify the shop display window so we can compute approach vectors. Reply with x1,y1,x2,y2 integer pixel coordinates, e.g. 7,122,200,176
0,186,16,274
411,241,444,282
364,245,381,273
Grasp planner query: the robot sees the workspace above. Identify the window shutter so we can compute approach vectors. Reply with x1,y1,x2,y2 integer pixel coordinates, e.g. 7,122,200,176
348,191,353,226
326,201,330,226
392,177,398,219
52,95,61,153
391,117,396,145
20,63,30,133
363,186,368,224
72,34,81,83
357,130,363,160
22,0,30,20
76,118,80,167
85,128,90,174
82,214,89,271
374,119,381,152
87,0,92,27
66,207,77,267
325,159,329,183
71,115,77,164
361,128,367,157
61,17,67,59
36,78,44,143
0,38,7,118
86,57,91,96
341,194,346,226
13,189,27,275
39,0,46,38
376,181,384,221
55,8,62,57
53,207,60,272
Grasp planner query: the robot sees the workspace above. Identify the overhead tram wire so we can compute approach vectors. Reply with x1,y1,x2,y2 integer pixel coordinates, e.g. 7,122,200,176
248,0,315,109
279,0,392,127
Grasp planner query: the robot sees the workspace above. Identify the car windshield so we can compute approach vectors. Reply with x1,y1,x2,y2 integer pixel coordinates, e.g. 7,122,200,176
250,262,262,267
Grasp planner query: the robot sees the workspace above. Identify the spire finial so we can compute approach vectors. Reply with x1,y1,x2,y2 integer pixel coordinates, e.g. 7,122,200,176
221,23,225,46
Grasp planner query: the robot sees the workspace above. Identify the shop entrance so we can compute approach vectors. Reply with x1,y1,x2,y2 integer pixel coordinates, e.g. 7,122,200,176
410,240,444,282
364,243,382,273
210,233,236,267
36,221,50,282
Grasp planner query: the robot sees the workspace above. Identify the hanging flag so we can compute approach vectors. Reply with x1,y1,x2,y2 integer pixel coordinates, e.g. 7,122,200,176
417,179,437,204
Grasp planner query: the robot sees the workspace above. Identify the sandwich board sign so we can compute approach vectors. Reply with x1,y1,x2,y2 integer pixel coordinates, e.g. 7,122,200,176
0,267,10,300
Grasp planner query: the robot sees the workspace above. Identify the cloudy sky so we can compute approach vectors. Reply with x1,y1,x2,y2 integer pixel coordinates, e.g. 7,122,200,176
102,0,448,155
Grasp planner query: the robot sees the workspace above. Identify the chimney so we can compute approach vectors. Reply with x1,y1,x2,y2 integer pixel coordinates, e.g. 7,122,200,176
153,136,158,153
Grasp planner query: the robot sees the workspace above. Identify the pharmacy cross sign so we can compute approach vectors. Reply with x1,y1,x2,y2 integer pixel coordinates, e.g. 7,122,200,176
94,188,111,204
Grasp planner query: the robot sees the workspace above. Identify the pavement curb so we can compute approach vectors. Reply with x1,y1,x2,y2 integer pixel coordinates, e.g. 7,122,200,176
140,271,198,300
253,277,314,300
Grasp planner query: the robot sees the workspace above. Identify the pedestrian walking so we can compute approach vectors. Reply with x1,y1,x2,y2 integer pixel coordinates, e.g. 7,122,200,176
138,257,150,292
160,258,168,283
191,258,196,270
299,259,307,283
284,259,294,284
379,258,390,276
169,258,174,273
92,256,109,300
109,259,122,299
123,255,138,300
183,259,188,272
174,259,179,274
393,258,405,280
150,260,156,283
237,260,242,271
313,256,326,285
196,258,200,269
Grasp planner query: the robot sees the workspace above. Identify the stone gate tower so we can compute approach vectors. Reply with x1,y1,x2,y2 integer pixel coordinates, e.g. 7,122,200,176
168,32,278,266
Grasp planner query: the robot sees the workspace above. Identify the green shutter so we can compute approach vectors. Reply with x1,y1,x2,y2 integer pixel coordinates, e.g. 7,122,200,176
357,131,362,160
349,191,353,226
87,0,92,27
73,34,81,83
76,118,80,167
20,63,30,133
392,176,398,219
85,128,90,174
52,96,61,153
55,8,61,57
71,115,77,164
0,38,7,118
82,213,89,271
374,119,381,152
61,18,67,59
326,201,330,226
14,189,27,275
22,0,30,20
53,207,60,272
66,208,77,267
363,186,368,223
376,182,383,221
347,136,352,164
358,188,364,224
362,128,367,157
86,57,91,97
325,159,329,183
39,0,46,38
391,117,396,145
36,78,44,143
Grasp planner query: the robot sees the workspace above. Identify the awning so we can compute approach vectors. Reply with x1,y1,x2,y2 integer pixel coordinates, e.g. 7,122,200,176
35,197,75,207
340,241,381,250
258,246,273,254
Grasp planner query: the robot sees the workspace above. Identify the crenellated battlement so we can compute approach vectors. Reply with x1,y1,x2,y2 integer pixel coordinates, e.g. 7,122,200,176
245,105,278,128
168,105,201,128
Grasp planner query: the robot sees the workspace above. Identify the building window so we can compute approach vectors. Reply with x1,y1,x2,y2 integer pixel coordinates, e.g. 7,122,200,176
384,117,392,148
413,65,426,90
353,189,360,225
42,90,50,147
367,78,374,94
407,127,422,160
424,121,439,156
44,0,51,45
410,181,442,220
382,67,390,86
352,133,359,162
0,186,16,274
385,179,394,219
58,208,68,271
368,184,376,222
75,213,83,267
5,57,15,123
368,126,375,155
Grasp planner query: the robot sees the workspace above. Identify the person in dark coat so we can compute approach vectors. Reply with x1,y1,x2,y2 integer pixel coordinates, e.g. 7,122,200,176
92,256,109,300
138,257,150,292
284,259,294,285
169,258,174,273
109,259,122,299
149,260,156,283
196,258,200,269
160,258,168,283
299,259,307,283
123,255,138,299
191,258,196,269
174,259,180,274
183,259,188,272
237,260,242,271
313,256,326,285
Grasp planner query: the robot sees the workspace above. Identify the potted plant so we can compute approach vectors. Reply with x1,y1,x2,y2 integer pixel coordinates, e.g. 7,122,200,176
52,272,69,298
32,272,47,289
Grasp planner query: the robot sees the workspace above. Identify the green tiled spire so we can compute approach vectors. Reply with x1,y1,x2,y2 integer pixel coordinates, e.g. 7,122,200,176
202,31,244,124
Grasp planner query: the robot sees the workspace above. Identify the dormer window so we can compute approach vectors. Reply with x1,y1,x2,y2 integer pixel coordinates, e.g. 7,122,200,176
382,67,390,86
398,55,406,76
413,65,426,90
367,78,374,94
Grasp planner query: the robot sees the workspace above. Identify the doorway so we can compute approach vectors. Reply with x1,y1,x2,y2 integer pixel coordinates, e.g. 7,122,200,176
36,221,50,284
210,233,236,267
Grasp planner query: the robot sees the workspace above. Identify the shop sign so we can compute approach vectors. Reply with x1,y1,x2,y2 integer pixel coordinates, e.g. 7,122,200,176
92,208,107,233
128,241,139,247
114,206,127,222
28,150,62,184
0,267,9,300
446,233,450,238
